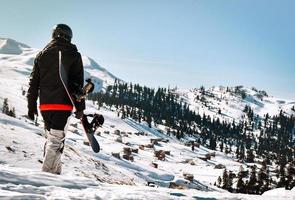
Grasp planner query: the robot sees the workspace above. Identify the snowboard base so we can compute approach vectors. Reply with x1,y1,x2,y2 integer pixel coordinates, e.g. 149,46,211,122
81,115,100,153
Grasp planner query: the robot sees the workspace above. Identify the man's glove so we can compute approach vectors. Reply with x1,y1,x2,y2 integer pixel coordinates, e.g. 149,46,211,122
28,109,37,120
75,110,84,119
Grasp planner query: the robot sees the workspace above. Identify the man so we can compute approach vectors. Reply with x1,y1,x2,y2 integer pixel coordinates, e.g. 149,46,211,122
27,24,85,174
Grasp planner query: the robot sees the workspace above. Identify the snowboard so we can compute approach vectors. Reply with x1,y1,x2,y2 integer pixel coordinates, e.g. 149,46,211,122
58,51,101,153
80,114,104,153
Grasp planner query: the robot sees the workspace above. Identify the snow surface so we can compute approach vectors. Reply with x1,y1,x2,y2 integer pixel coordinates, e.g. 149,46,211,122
0,38,294,199
0,38,30,55
0,38,119,95
82,55,122,92
175,86,295,124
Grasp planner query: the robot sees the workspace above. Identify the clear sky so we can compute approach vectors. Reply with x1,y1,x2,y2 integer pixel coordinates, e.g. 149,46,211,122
0,0,294,100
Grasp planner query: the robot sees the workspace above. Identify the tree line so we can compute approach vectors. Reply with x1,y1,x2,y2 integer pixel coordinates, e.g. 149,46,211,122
88,82,295,193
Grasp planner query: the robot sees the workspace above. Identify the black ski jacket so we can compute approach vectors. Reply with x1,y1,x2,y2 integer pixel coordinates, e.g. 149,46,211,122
27,38,85,113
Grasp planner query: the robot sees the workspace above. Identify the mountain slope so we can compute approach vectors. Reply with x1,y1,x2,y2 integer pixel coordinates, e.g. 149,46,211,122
174,86,295,123
82,55,121,92
0,38,120,96
2,107,294,199
0,38,294,199
0,38,30,55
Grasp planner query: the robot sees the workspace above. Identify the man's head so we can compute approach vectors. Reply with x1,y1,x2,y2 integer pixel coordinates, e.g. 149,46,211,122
52,24,72,42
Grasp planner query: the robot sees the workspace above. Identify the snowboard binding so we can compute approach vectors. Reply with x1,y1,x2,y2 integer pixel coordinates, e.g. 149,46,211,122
82,114,104,134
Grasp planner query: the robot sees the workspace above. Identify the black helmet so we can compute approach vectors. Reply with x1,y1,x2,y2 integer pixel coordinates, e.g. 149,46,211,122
52,24,72,42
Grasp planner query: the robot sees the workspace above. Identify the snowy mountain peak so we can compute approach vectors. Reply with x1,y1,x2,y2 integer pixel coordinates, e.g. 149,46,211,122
174,85,295,122
83,56,109,73
82,55,122,92
0,37,120,92
0,38,31,55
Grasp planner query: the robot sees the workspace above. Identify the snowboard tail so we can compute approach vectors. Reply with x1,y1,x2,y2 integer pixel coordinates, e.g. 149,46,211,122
81,115,101,153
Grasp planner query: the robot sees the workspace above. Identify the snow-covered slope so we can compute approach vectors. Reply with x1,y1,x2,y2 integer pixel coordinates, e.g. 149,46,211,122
0,38,294,199
0,38,30,55
0,38,119,94
1,165,294,200
82,55,120,92
2,107,294,199
174,86,295,123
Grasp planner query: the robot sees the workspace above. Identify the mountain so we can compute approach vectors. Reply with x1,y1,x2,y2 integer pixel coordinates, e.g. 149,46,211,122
0,38,294,199
0,38,30,55
82,55,121,92
173,85,295,121
0,38,120,93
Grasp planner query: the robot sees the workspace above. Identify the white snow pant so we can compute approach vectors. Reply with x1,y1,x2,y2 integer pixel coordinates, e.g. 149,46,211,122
42,129,65,174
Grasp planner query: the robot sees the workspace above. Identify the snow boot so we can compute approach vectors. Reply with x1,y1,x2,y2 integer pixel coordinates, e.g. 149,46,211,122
42,129,65,174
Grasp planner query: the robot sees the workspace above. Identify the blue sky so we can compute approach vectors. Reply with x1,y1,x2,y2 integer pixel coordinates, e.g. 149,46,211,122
0,0,294,99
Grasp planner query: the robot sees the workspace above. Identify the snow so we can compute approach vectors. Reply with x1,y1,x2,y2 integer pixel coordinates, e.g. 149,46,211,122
0,38,30,55
82,55,122,92
262,187,295,198
0,38,294,199
0,37,119,99
176,86,294,125
1,165,294,200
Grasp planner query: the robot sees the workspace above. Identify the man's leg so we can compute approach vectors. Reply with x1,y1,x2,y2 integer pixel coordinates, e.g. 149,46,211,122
41,111,71,174
42,129,65,174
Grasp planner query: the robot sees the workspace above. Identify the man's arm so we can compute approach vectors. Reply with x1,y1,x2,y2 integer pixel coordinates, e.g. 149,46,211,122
27,55,40,119
70,52,85,113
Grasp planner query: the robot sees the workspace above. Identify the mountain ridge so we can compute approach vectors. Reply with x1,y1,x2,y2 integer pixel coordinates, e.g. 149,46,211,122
0,37,120,92
0,37,294,199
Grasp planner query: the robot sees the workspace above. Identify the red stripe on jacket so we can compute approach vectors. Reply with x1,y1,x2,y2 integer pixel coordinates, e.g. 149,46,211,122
39,104,73,111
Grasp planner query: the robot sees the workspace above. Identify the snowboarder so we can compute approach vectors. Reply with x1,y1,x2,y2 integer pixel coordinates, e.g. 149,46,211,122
27,24,85,174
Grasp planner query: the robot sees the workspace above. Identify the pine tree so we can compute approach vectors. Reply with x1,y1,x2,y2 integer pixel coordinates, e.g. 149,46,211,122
236,145,240,159
277,163,286,188
225,145,230,154
257,167,267,194
241,90,247,99
176,130,181,139
246,149,255,163
248,165,258,194
236,167,245,193
286,162,295,190
209,136,217,150
2,98,15,117
200,85,205,95
217,176,222,187
218,108,221,115
237,165,248,194
222,169,229,189
21,86,26,96
8,107,16,118
227,171,234,192
219,140,224,152
2,98,9,115
239,145,245,161
261,168,271,193
146,112,152,128
243,105,249,113
258,121,262,129
264,113,269,127
121,107,126,119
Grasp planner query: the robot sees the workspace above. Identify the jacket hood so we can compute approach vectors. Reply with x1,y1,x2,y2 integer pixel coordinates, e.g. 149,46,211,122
43,39,78,53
